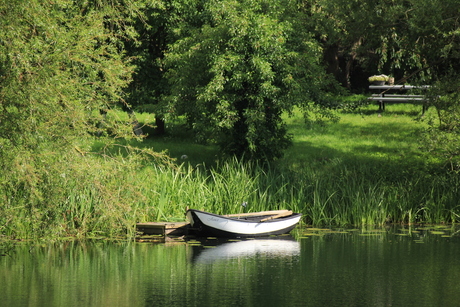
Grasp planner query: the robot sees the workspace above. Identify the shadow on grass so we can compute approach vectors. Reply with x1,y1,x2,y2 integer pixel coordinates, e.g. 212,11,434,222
91,120,220,167
328,121,421,144
343,102,427,117
283,112,440,183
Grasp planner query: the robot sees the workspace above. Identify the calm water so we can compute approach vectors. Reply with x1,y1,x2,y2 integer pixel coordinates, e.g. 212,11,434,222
1,226,460,307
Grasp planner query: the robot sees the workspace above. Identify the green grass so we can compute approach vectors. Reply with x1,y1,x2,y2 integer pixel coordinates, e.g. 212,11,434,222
285,103,431,167
135,102,435,172
1,101,459,241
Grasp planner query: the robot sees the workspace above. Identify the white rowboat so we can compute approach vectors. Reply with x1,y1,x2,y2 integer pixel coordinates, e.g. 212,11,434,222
186,209,302,238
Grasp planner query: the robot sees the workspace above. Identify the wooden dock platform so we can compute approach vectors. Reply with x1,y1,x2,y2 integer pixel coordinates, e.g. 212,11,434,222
136,222,190,236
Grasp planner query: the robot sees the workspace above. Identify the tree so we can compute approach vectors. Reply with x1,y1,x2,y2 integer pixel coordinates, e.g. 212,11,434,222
303,0,418,90
124,0,172,135
0,0,144,208
164,0,338,160
0,0,137,145
405,0,460,170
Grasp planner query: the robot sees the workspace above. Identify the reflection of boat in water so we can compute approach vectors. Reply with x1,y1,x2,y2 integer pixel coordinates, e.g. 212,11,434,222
186,209,302,238
190,237,301,264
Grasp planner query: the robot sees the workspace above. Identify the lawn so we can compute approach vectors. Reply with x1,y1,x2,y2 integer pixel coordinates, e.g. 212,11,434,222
284,103,435,173
134,101,437,173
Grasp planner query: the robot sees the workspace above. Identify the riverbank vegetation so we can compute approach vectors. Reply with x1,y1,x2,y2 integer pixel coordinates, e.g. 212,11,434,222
1,0,460,240
2,103,459,240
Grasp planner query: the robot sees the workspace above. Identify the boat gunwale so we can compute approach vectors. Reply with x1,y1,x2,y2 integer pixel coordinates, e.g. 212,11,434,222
187,209,302,224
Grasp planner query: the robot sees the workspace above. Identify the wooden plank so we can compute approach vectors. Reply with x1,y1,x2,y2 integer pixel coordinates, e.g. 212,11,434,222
260,211,294,222
136,222,190,235
369,85,430,90
224,210,292,218
371,94,425,98
137,222,189,229
368,97,425,102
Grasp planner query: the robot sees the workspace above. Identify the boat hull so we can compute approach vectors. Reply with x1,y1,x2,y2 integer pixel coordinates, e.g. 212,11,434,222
186,209,302,238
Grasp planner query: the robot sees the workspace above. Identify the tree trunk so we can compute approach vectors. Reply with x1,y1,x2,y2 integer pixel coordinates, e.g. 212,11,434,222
323,43,347,87
155,117,165,135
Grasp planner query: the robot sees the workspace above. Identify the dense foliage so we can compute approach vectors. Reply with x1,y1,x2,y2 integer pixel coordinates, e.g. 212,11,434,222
0,0,169,238
0,0,125,198
0,0,459,239
164,0,339,160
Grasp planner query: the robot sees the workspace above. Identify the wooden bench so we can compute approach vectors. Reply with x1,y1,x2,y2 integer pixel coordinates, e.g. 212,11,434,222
368,85,430,114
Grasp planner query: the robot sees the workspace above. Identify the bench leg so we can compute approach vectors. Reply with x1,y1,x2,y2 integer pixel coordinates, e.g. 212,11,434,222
378,100,385,113
422,104,428,116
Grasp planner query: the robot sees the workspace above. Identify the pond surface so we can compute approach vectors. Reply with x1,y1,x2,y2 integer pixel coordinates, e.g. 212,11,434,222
1,225,460,307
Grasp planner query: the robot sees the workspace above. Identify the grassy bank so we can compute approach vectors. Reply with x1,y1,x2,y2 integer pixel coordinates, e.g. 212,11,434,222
1,102,459,241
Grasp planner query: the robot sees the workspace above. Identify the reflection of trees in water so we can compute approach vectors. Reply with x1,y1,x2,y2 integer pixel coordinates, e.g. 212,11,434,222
2,227,460,306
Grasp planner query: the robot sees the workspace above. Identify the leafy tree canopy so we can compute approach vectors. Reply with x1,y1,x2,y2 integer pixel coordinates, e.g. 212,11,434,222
0,0,138,150
0,0,159,204
164,0,339,160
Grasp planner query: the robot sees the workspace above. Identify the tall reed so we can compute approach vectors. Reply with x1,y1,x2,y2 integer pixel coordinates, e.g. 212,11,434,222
2,147,459,241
